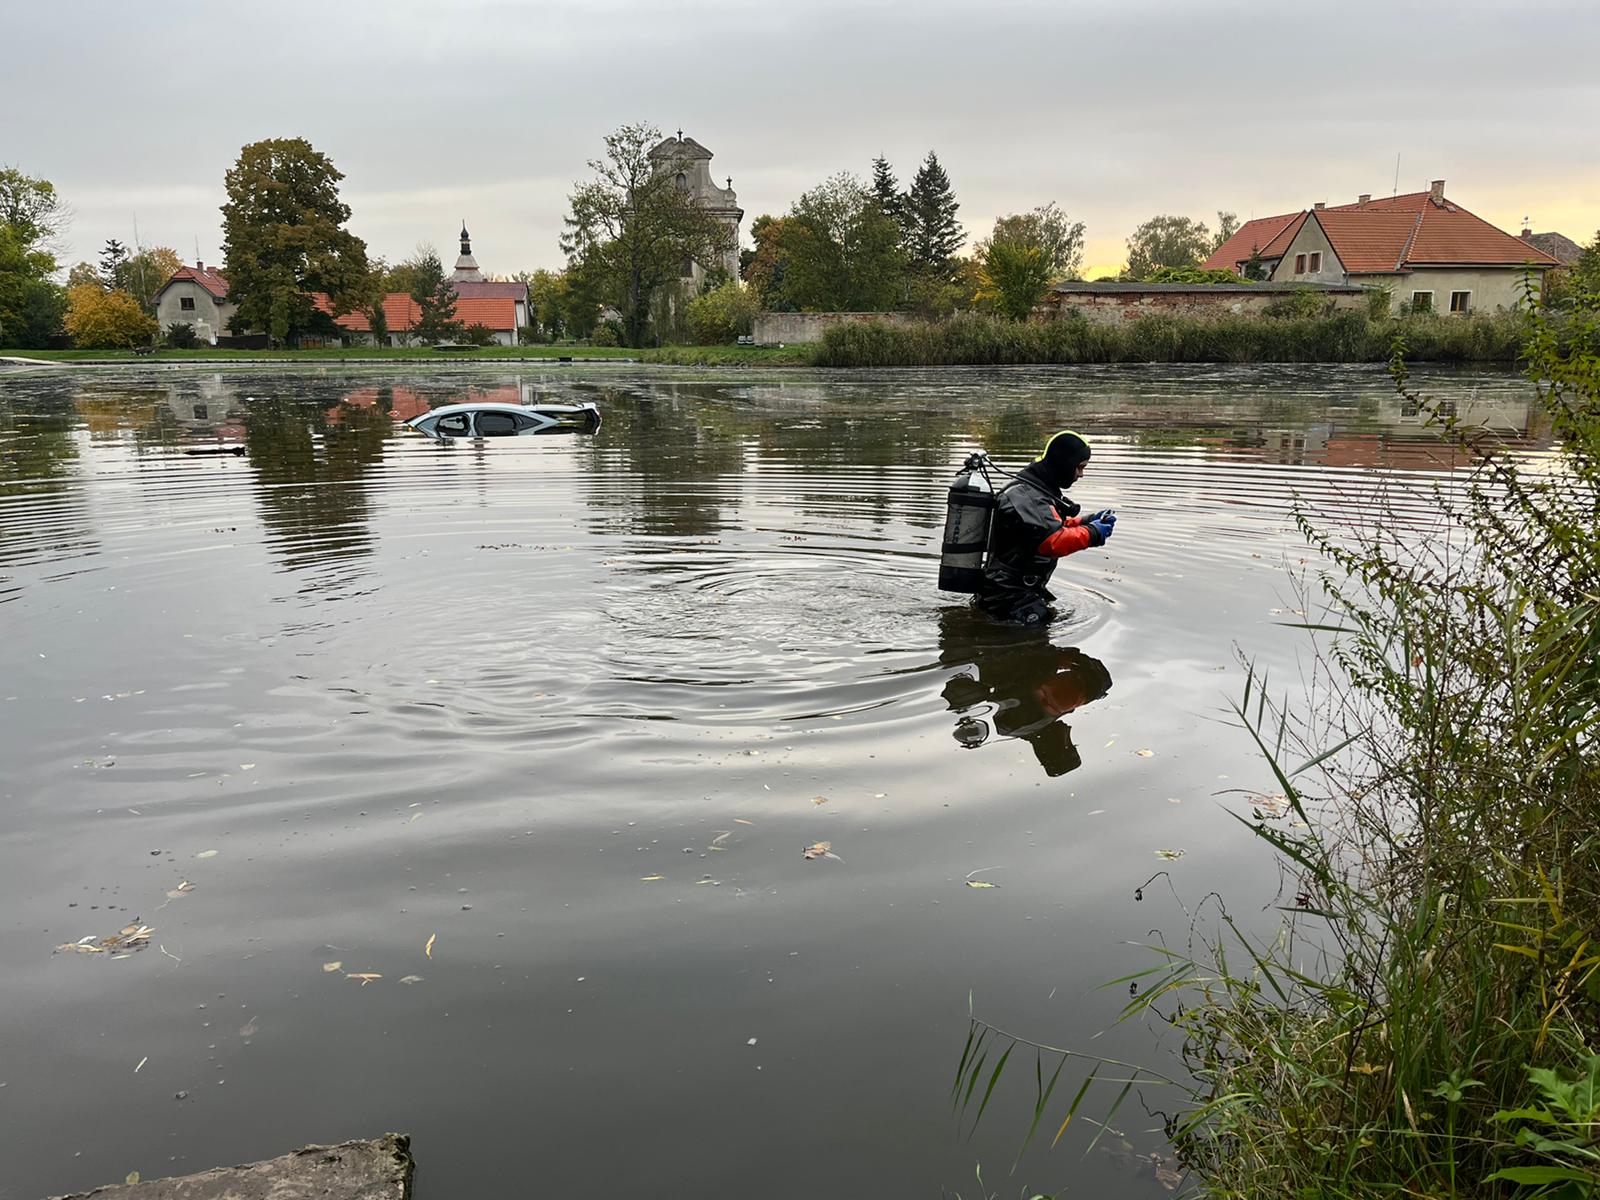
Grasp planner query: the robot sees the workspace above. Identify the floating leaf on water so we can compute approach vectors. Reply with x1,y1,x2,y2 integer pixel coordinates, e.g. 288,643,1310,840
710,831,731,847
802,841,832,860
1136,749,1154,758
811,796,828,806
322,961,342,973
424,933,436,959
639,875,664,882
1155,1163,1182,1191
399,975,424,985
1154,849,1186,861
239,763,256,771
965,880,1000,889
134,1056,147,1073
125,1172,140,1186
873,793,886,799
1086,809,1106,816
1167,797,1183,804
239,1016,258,1037
196,850,218,859
1103,739,1116,749
747,1037,758,1046
734,818,754,825
346,973,382,985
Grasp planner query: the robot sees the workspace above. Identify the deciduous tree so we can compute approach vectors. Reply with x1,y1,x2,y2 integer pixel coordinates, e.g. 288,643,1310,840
1124,214,1214,279
780,174,905,312
975,204,1085,320
119,247,183,314
0,167,69,346
220,137,369,346
561,122,732,347
65,285,157,348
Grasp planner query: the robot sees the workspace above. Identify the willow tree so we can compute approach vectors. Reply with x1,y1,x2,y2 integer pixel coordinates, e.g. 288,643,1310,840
560,123,731,347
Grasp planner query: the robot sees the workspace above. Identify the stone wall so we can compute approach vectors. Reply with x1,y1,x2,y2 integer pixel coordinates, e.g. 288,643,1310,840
1040,286,1367,326
752,311,921,344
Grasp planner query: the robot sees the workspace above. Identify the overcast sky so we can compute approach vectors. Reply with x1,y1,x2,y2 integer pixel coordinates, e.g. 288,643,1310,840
6,0,1597,280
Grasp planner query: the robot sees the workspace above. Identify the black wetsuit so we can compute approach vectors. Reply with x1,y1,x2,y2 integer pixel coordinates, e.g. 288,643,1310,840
975,461,1099,625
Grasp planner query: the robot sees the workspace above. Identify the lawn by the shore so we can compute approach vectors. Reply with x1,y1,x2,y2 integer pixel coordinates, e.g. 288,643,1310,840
1,344,811,366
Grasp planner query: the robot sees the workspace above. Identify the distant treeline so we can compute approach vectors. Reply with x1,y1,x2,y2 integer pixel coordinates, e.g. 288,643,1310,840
808,310,1540,367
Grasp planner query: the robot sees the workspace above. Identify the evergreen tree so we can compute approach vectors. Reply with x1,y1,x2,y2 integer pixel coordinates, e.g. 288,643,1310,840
408,251,464,344
100,239,129,290
869,156,902,223
904,151,963,279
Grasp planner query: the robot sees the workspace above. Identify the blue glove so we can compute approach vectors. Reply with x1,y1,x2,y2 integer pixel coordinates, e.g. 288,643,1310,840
1086,516,1115,546
1084,509,1116,526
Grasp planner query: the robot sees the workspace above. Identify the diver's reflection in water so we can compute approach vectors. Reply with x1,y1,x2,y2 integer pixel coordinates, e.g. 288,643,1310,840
936,608,1113,778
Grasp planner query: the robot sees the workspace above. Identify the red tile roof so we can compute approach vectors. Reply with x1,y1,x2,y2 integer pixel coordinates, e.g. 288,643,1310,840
452,281,528,301
311,292,518,335
1204,212,1304,272
1207,189,1560,277
161,264,230,301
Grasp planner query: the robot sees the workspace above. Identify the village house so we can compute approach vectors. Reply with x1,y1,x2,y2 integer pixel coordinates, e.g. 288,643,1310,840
152,263,238,344
1205,182,1561,313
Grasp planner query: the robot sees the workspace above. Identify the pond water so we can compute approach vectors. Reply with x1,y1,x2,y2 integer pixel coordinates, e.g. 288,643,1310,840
0,363,1547,1198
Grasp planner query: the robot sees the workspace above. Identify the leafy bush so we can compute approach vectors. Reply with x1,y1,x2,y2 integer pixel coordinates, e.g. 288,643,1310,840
590,321,622,347
1145,266,1252,284
684,280,756,344
163,322,198,349
64,285,157,348
464,322,497,347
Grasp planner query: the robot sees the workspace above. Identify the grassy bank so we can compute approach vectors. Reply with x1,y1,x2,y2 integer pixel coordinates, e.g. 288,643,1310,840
811,309,1531,366
0,343,809,367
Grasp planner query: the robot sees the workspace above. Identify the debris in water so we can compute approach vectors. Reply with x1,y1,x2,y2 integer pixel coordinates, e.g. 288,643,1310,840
322,961,343,973
710,831,731,848
1136,748,1154,758
424,933,436,959
965,880,1000,889
346,973,382,986
811,796,828,806
134,1056,147,1073
398,975,424,985
747,1037,758,1046
639,875,664,882
196,850,219,859
239,1016,258,1037
802,841,839,861
1154,849,1186,861
734,818,754,825
56,923,156,956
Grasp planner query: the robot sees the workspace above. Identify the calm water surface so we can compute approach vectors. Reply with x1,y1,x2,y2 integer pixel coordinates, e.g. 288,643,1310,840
0,363,1546,1198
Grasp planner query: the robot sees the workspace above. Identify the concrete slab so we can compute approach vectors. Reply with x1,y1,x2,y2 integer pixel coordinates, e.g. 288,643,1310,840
48,1133,413,1200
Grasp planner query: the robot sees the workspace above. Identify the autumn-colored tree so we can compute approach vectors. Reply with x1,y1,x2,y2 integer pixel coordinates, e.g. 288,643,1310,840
65,285,158,348
221,137,369,346
0,167,68,347
119,247,183,313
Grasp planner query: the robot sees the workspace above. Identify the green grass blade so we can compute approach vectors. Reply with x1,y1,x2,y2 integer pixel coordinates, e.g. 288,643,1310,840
1084,1071,1138,1157
1051,1065,1100,1149
1013,1052,1069,1171
969,1040,1015,1137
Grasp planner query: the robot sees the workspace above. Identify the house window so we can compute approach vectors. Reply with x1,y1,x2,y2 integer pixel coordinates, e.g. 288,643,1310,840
681,255,694,278
1294,254,1306,274
1449,290,1471,313
193,404,208,420
1308,252,1322,272
1411,291,1434,313
180,297,196,311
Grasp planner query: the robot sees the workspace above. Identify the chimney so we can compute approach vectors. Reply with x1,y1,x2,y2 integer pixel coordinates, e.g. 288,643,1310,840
1358,194,1371,207
1521,226,1533,239
1430,179,1446,202
1313,201,1326,210
196,260,204,272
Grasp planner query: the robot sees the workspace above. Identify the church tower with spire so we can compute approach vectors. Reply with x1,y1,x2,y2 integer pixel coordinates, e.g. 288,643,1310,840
451,222,486,283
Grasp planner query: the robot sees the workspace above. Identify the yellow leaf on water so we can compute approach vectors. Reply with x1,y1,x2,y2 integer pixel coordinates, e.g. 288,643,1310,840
802,841,831,860
322,961,342,972
1104,739,1116,749
710,832,731,847
346,973,382,985
1136,749,1154,758
811,796,828,806
1155,849,1186,861
965,880,1000,889
639,875,664,881
734,818,754,825
424,933,436,960
196,850,218,859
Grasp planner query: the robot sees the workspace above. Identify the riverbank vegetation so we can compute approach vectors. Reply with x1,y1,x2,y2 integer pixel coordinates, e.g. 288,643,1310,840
811,308,1535,366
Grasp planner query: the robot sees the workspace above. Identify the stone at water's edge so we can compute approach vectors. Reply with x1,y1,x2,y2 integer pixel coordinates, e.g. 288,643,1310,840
47,1134,412,1200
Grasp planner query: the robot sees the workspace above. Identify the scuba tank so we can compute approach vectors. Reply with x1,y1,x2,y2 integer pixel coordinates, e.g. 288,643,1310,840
939,452,996,593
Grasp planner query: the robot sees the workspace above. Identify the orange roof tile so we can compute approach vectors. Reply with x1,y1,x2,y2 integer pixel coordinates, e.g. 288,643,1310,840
1204,212,1304,273
1320,190,1560,269
161,265,230,300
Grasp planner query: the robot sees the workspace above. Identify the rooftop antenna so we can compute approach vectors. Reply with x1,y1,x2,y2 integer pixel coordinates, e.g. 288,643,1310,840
194,234,201,265
1392,153,1400,198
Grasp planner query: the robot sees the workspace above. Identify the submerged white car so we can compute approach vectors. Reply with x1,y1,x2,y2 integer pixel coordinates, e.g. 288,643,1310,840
405,402,602,439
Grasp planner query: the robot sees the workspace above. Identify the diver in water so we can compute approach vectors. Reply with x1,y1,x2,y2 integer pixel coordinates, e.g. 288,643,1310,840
974,430,1115,625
